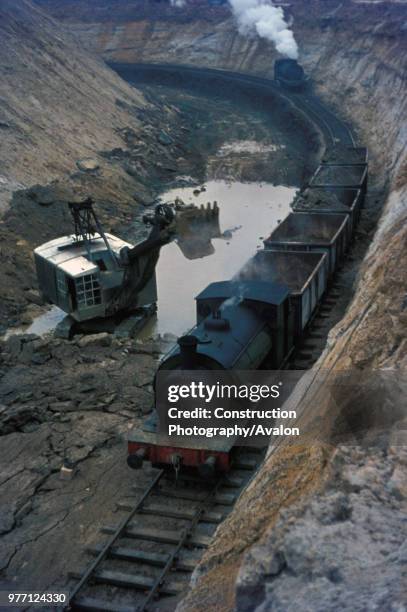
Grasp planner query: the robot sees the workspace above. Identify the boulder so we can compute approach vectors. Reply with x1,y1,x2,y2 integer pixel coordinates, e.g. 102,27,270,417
76,158,100,173
77,333,112,348
158,131,173,146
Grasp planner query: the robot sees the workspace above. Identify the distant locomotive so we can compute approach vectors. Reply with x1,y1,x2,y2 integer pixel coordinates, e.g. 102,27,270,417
128,144,369,476
274,58,308,91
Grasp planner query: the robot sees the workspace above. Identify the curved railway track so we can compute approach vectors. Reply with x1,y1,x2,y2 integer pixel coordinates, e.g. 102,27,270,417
67,63,360,611
110,62,356,148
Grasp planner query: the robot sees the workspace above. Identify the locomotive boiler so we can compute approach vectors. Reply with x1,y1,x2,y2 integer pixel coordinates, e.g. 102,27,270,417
160,280,292,372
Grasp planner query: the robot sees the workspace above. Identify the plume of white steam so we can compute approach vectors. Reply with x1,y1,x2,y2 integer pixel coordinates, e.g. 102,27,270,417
228,0,299,60
170,0,186,7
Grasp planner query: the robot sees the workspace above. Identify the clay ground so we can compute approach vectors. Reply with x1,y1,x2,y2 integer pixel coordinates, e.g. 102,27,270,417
0,333,168,594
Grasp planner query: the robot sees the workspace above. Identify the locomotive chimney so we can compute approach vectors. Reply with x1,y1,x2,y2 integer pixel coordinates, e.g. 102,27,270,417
178,335,198,368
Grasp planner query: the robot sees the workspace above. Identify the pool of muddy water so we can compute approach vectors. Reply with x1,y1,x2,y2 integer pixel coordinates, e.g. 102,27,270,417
141,179,295,338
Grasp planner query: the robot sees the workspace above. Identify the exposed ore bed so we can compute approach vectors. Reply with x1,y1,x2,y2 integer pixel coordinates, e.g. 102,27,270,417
124,81,319,186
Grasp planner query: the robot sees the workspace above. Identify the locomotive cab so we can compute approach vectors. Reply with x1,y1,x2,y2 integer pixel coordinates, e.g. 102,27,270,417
128,280,294,473
160,279,294,373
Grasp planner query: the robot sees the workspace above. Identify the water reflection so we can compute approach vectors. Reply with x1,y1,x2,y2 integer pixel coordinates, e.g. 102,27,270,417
143,179,296,338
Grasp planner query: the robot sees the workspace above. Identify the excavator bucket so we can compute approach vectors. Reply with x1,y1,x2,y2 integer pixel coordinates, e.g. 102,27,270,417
172,201,221,260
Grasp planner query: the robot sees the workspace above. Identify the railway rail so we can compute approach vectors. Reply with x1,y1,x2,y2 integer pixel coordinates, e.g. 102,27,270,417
67,63,362,611
67,450,264,611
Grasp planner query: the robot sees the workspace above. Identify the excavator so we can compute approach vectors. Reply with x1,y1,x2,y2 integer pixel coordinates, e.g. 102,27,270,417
34,196,220,338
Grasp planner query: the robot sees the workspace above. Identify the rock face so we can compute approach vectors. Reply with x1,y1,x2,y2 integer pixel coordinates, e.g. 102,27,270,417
0,0,147,212
235,445,407,612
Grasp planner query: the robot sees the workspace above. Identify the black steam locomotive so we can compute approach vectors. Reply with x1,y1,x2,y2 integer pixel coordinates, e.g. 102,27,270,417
274,59,308,91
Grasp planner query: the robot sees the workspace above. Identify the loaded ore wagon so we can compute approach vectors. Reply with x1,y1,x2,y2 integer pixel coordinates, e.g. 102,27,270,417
263,212,349,276
310,163,368,194
292,186,363,237
322,145,368,166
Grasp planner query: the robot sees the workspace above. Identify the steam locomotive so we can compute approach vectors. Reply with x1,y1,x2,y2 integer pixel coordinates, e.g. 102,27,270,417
128,145,368,476
274,59,308,91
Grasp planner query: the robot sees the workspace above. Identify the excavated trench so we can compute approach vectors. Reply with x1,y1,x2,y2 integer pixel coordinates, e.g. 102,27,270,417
1,1,406,606
0,61,326,599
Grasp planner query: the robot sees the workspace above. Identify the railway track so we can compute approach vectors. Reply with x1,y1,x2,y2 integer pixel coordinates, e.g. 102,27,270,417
67,449,264,611
289,92,356,147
